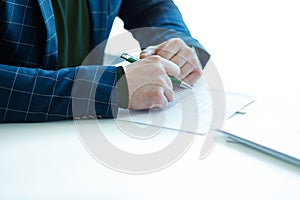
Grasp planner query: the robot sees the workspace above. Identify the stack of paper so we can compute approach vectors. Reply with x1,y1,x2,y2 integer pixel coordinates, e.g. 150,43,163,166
118,78,256,135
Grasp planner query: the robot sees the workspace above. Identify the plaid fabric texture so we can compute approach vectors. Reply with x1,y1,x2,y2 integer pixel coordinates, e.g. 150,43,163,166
0,0,209,122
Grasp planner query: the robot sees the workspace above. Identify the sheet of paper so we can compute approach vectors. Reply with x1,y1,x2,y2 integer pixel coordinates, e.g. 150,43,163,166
118,78,256,135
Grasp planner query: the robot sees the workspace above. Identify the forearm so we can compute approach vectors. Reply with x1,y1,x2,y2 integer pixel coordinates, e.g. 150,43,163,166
0,64,119,122
119,0,189,33
119,0,210,67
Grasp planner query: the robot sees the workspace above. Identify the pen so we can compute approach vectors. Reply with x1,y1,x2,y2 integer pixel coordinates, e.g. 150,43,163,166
219,130,300,168
120,53,192,89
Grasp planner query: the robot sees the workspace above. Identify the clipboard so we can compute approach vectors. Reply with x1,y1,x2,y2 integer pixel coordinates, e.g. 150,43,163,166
221,97,300,167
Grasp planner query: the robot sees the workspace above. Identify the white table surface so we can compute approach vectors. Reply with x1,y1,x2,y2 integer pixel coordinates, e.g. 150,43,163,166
0,119,299,200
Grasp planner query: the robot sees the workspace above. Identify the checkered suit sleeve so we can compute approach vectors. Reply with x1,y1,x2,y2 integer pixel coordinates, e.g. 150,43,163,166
0,64,118,122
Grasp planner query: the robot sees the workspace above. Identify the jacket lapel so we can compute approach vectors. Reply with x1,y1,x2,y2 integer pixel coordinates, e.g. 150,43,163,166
37,0,58,69
88,0,108,48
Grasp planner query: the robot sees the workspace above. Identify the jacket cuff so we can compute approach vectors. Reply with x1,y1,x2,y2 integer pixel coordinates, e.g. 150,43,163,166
71,66,118,119
192,46,211,70
116,66,129,109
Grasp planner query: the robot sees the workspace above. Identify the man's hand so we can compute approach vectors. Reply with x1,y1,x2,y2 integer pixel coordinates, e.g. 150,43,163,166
124,55,180,110
140,38,202,85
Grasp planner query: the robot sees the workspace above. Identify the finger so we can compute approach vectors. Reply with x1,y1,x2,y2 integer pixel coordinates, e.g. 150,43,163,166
156,41,181,60
169,50,188,67
179,52,202,78
160,59,180,78
150,97,168,110
182,70,202,86
179,62,195,79
148,87,169,109
163,86,175,102
146,56,180,78
140,46,157,58
140,39,170,58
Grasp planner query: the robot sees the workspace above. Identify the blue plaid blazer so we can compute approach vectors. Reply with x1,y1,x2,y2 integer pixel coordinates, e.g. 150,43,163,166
0,0,209,122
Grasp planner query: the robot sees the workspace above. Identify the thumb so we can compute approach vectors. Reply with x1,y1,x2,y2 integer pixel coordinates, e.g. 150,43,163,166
140,45,158,59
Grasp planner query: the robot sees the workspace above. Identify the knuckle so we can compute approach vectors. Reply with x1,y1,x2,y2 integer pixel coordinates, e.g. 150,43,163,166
181,48,194,61
148,55,162,63
159,100,168,109
187,57,201,69
194,72,201,79
153,65,165,75
149,89,164,101
175,66,181,74
170,38,184,45
185,47,194,55
150,77,165,89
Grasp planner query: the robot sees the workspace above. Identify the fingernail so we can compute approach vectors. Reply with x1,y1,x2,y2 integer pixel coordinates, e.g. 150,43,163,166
141,50,149,56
